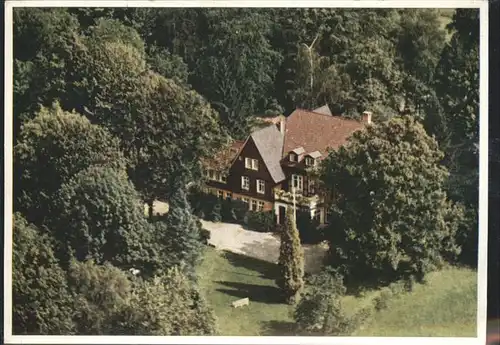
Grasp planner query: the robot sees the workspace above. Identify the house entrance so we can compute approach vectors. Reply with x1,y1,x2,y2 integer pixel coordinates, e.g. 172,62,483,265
278,205,286,225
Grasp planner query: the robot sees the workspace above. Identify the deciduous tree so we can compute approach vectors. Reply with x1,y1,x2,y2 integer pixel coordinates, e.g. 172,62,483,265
14,103,126,226
12,214,75,335
320,116,464,287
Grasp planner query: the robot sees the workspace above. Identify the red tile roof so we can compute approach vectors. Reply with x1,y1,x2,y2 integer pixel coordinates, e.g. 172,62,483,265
283,109,366,159
201,140,245,171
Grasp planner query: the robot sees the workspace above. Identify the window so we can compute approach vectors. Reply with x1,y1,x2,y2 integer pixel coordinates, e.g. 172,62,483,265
305,157,315,166
221,174,227,183
292,174,303,191
242,197,249,205
289,153,297,162
308,180,316,194
217,190,224,199
241,176,250,190
251,200,257,211
225,192,233,200
245,157,259,170
245,157,252,169
257,201,265,211
257,179,265,194
205,170,210,178
209,170,215,179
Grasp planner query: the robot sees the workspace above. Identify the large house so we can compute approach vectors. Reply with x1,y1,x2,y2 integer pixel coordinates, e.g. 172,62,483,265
202,105,372,225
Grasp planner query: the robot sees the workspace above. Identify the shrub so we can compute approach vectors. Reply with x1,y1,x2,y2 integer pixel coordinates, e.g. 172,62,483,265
68,260,132,335
373,289,393,311
294,267,367,335
200,228,211,244
117,266,218,335
246,210,276,232
210,200,222,222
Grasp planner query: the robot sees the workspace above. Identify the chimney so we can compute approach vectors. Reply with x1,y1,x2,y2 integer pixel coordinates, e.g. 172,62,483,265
279,117,286,134
362,111,372,124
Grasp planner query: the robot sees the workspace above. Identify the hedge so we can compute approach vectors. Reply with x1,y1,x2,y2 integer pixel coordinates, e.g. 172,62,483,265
188,189,277,232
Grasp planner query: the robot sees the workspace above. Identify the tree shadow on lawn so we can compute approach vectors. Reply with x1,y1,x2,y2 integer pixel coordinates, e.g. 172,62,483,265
215,281,284,304
260,320,298,336
221,250,278,280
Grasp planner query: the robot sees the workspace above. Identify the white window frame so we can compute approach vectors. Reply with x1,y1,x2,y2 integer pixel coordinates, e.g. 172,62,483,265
251,159,259,171
305,157,315,166
245,157,252,169
292,174,303,192
242,197,249,204
251,200,257,211
289,153,297,162
217,190,224,199
256,179,265,194
257,201,265,211
241,176,250,190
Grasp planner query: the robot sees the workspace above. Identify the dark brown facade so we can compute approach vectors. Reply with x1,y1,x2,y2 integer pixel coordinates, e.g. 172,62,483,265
206,137,277,202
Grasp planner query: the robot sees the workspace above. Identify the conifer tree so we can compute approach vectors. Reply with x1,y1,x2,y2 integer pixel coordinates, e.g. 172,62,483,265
276,206,305,304
155,185,204,278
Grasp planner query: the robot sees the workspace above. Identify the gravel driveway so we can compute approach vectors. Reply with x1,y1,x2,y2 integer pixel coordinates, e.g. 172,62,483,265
201,220,328,273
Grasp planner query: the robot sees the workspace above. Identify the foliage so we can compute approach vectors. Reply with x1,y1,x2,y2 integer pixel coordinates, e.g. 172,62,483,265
154,186,205,278
118,266,218,335
372,288,393,311
126,72,227,205
14,103,126,226
246,210,276,232
294,267,369,335
67,260,133,335
430,9,479,267
146,45,190,87
13,8,81,139
51,166,155,271
191,9,282,138
277,207,305,304
12,214,75,335
296,210,322,244
320,116,464,288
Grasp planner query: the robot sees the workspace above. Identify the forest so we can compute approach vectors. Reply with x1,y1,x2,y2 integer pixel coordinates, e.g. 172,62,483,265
12,7,479,336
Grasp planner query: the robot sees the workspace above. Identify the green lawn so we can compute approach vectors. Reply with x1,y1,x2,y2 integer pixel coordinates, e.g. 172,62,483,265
198,247,477,337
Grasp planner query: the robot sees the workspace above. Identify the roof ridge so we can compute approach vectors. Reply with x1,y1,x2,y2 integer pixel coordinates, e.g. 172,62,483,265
293,108,364,124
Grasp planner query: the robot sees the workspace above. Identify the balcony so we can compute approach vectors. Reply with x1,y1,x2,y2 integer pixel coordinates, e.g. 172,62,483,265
273,188,320,206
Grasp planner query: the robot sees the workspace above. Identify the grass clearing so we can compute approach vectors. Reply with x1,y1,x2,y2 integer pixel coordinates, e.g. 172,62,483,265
198,247,477,337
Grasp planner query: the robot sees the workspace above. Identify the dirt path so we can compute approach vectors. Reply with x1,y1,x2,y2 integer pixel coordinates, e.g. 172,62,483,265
201,220,328,273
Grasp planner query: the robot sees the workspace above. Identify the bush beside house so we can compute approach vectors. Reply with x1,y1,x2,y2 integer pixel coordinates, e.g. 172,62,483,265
188,189,276,232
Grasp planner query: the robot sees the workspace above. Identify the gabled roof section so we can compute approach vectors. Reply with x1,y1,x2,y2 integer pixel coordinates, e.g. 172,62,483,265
308,151,322,159
283,109,365,159
313,104,333,116
290,147,305,155
250,125,286,183
201,140,245,171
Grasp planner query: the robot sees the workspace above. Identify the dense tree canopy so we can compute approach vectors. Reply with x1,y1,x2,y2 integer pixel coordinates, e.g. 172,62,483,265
51,166,155,270
118,266,218,335
14,103,126,226
13,214,75,335
320,117,464,287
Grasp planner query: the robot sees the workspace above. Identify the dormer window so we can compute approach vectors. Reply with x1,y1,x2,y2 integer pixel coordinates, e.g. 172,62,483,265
305,157,315,166
289,153,297,162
